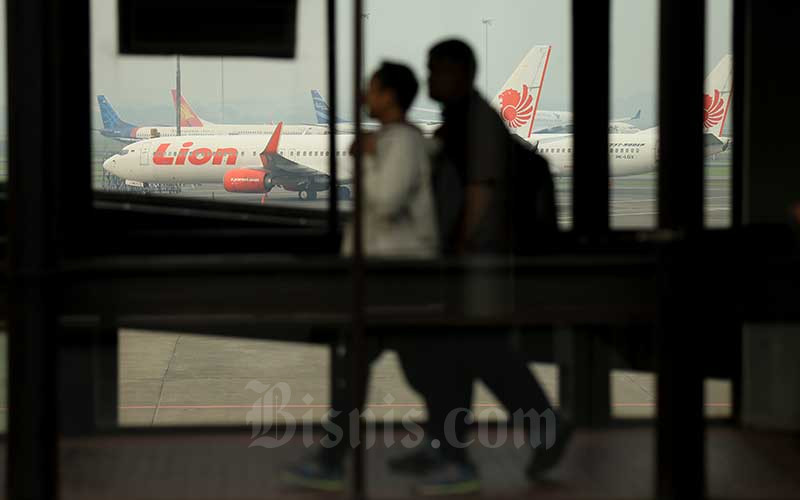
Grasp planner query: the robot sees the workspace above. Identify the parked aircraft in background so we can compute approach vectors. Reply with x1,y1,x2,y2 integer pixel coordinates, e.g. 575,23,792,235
96,95,327,143
535,54,733,177
311,44,641,137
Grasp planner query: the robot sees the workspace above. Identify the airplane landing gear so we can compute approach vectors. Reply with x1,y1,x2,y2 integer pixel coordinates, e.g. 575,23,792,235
298,190,318,201
337,186,352,201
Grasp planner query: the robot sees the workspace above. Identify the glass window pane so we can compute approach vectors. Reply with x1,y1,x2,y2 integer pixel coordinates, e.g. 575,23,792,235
610,0,658,230
706,0,733,228
91,0,345,210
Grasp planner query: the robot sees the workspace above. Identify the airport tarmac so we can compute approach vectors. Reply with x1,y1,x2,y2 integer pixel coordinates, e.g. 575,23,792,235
83,164,733,429
113,164,732,231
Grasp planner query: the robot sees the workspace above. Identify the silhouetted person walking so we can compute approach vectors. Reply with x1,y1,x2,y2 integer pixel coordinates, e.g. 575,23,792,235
389,39,573,495
283,62,438,492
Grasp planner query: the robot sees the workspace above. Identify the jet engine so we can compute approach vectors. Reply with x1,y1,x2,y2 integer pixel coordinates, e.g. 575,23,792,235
223,169,274,193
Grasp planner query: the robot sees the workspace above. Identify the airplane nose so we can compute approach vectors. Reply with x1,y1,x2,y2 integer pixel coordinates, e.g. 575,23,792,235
103,156,116,172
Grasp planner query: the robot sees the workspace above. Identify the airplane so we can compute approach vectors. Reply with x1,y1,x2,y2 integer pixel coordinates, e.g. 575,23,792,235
102,53,732,200
97,47,555,200
534,54,733,177
306,46,554,136
96,94,328,143
310,89,442,135
310,45,641,136
534,110,642,135
102,122,354,201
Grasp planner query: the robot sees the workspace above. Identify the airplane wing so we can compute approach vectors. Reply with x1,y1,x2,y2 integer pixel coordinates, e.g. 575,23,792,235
259,122,331,178
265,156,329,177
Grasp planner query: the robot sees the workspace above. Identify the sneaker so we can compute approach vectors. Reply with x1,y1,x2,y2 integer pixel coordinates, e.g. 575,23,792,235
282,452,344,492
388,442,445,475
526,415,575,480
416,460,480,496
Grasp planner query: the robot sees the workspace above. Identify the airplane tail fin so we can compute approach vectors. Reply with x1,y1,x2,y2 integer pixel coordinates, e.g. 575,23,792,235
171,89,208,127
492,45,552,139
97,95,136,131
703,54,733,138
311,89,347,124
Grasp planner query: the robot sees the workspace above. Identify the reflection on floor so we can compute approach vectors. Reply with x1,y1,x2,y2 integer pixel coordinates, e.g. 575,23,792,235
119,331,732,427
6,427,791,499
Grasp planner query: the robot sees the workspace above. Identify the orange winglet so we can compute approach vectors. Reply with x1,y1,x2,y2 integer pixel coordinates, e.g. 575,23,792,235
259,122,283,167
265,122,283,153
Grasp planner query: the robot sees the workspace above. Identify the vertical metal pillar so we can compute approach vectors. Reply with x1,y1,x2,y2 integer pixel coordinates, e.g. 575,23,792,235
349,0,366,497
658,1,705,232
656,0,706,498
572,0,610,234
327,0,339,235
7,0,91,496
731,0,747,229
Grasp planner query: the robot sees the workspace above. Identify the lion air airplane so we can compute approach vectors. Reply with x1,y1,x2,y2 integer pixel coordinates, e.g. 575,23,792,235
534,54,733,177
310,46,641,136
306,46,554,135
96,93,327,143
103,52,732,199
98,47,555,199
103,122,354,200
493,46,642,137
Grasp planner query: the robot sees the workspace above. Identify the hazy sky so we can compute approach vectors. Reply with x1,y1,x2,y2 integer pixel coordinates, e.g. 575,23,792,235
2,0,733,130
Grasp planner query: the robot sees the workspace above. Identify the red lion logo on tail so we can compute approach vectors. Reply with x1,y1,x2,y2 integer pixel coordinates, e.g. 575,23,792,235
499,85,534,128
704,89,726,128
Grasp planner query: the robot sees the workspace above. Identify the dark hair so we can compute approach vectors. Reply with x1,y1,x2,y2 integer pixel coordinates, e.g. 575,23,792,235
372,62,419,112
428,39,477,81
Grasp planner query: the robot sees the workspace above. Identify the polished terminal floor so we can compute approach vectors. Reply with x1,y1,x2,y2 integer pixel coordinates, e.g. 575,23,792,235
2,330,796,499
0,428,796,498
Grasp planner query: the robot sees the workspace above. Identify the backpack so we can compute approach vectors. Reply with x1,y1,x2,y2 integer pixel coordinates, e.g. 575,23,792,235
508,135,558,254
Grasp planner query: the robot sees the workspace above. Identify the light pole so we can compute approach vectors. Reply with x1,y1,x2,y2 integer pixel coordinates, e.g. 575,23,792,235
481,18,493,97
220,57,225,123
362,13,370,84
176,55,182,136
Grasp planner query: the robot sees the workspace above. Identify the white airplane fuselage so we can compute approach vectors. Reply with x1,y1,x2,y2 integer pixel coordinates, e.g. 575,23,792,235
534,128,659,178
531,125,730,178
104,134,354,186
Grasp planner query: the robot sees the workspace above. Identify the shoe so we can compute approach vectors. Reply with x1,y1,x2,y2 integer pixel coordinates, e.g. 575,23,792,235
416,460,480,496
388,443,446,475
526,415,575,480
282,452,344,492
